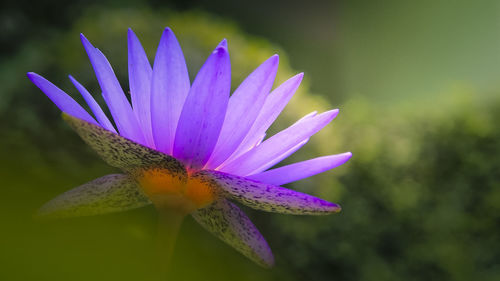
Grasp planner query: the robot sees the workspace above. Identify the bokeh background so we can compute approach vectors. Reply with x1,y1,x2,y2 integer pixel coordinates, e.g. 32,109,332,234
1,0,499,280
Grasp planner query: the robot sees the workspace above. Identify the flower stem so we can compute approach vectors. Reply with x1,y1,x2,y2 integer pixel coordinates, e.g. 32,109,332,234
155,208,185,280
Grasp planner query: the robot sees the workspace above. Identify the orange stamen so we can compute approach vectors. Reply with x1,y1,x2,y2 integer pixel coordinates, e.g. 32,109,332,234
136,168,216,213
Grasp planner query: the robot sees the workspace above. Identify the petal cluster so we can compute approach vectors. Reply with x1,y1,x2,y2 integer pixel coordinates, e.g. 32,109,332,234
28,28,351,267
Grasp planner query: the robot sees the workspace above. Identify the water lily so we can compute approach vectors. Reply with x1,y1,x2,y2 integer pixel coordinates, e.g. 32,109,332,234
27,28,352,267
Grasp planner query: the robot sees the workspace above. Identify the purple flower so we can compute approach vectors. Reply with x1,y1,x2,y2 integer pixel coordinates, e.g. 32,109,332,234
27,28,352,267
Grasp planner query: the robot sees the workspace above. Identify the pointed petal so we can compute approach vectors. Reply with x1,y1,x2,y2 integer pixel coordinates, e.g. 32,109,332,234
173,44,231,170
246,138,309,176
192,170,341,215
37,174,151,218
228,73,304,161
217,39,228,48
27,72,97,125
192,199,274,267
229,133,266,158
205,55,279,169
150,28,191,155
69,75,117,133
220,109,339,175
62,113,187,178
80,34,146,145
127,29,154,147
248,152,352,185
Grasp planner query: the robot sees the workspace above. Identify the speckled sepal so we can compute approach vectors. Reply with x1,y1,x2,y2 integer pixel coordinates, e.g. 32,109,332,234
192,199,274,267
62,113,187,179
193,170,341,215
37,174,151,219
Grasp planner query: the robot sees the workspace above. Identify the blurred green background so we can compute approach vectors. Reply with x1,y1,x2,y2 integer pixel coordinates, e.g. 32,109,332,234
1,0,499,280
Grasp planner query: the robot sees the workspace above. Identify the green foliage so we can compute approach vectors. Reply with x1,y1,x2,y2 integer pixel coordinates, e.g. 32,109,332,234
266,94,500,281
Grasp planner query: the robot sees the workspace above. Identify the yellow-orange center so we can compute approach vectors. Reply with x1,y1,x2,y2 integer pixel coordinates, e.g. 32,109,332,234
136,168,216,213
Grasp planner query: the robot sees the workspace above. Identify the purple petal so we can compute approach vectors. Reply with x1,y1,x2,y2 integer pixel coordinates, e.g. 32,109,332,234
37,174,151,218
228,73,303,160
27,72,97,125
193,170,341,215
248,152,353,185
80,34,146,146
173,42,231,170
217,38,228,48
192,199,274,267
62,113,187,177
296,110,318,122
246,138,309,176
150,28,191,155
205,55,279,169
127,29,154,147
219,109,339,175
68,75,117,133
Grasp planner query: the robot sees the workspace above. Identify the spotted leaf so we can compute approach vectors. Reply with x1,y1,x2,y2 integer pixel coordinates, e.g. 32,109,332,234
192,170,341,215
192,199,274,267
37,174,151,218
63,113,187,180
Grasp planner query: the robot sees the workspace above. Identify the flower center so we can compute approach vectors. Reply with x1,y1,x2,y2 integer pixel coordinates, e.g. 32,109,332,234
136,168,217,213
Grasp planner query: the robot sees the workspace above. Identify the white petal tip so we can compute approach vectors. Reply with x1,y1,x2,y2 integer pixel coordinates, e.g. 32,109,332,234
217,38,228,49
339,152,353,163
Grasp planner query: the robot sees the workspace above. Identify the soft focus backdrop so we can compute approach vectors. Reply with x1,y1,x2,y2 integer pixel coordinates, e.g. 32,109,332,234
1,1,499,281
